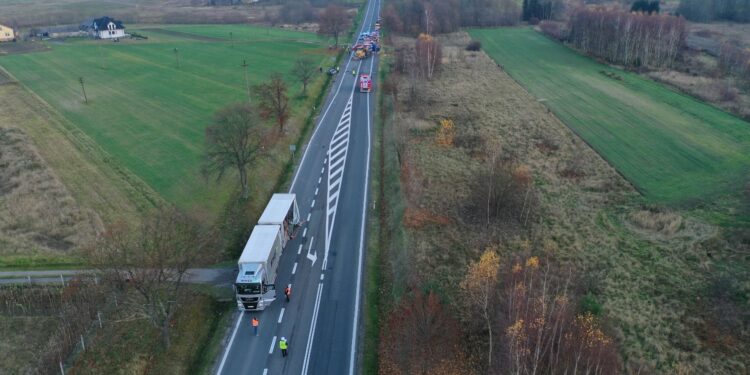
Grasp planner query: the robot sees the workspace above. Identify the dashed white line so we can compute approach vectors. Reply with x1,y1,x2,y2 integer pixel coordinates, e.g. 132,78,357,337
269,336,277,354
318,177,322,184
292,262,298,275
278,308,285,323
263,369,268,375
311,199,316,208
298,244,303,255
320,274,324,281
307,212,311,221
302,228,308,238
321,167,325,174
315,187,319,196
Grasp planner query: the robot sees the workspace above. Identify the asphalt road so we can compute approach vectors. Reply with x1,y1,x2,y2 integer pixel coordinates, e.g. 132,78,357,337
215,0,381,373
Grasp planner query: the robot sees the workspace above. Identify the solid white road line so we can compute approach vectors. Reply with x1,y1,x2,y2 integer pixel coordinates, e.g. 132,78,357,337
269,336,277,354
216,311,244,375
292,262,298,275
278,308,285,324
301,282,325,374
348,49,377,375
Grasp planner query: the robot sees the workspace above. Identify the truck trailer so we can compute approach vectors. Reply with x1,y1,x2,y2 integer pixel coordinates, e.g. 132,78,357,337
234,193,299,311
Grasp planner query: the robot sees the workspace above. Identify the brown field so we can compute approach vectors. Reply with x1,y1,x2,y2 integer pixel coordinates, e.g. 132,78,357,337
0,0,274,29
651,21,750,120
381,32,748,373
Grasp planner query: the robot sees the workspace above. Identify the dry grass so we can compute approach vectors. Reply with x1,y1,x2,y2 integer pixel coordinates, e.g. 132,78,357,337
0,125,101,259
385,31,748,373
0,315,59,374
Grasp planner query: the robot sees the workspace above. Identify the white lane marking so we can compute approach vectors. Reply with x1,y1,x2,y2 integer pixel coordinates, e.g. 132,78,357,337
292,262,298,275
324,158,327,164
324,93,355,267
278,308,285,324
320,274,324,281
321,167,325,174
318,176,321,184
263,369,268,375
216,312,243,375
269,336,277,354
307,212,311,222
288,283,292,289
301,283,325,374
306,236,317,265
298,244,303,255
348,49,377,375
311,199,316,208
315,187,319,196
302,228,307,238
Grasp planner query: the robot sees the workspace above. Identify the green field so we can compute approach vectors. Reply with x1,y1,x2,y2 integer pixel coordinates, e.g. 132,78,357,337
469,27,750,206
0,25,330,213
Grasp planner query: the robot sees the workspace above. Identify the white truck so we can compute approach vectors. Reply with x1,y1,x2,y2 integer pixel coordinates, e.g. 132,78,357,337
235,194,299,311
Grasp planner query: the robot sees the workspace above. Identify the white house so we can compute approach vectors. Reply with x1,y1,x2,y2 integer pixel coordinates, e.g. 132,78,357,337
91,17,125,39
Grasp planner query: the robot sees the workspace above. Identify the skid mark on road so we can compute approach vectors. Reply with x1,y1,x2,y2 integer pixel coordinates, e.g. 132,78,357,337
324,93,353,267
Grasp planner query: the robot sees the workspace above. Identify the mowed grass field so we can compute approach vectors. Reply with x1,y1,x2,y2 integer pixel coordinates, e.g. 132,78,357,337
0,25,330,213
469,28,750,207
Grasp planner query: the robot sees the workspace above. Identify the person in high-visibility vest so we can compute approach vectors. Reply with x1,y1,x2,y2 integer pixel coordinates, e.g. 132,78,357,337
279,337,289,357
252,317,259,336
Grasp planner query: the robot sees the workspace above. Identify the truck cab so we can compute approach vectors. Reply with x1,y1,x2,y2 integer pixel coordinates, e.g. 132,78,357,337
235,225,283,311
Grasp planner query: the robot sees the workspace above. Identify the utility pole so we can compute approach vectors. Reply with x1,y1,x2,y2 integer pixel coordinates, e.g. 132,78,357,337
241,59,251,103
173,47,180,69
78,77,88,104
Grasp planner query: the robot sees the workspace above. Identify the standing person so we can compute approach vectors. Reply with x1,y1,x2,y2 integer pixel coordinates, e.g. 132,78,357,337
279,337,288,357
284,286,291,302
252,316,259,336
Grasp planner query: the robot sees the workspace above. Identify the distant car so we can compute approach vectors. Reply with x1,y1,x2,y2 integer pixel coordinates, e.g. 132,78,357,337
327,67,338,76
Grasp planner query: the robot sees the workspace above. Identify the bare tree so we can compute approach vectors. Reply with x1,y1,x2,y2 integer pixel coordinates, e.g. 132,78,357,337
291,58,317,95
317,5,350,47
415,33,442,80
202,102,268,199
253,73,291,133
84,208,218,349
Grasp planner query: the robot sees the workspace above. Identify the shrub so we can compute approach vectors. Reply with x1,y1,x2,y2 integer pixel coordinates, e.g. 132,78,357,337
466,40,482,51
579,293,603,316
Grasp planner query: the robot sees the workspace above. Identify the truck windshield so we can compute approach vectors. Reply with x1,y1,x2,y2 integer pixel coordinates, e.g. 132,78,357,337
236,283,261,295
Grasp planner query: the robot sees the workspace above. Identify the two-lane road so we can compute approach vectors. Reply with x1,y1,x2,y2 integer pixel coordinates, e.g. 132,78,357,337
215,0,380,373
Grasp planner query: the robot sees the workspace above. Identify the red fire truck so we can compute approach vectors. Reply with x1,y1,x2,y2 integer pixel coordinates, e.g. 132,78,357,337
359,74,372,93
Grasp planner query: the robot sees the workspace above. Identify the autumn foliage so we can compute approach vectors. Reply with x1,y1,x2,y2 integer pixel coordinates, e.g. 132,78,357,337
379,290,474,375
435,118,455,147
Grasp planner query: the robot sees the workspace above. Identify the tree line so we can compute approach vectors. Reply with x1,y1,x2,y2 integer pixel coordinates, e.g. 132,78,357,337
567,7,686,68
382,0,520,35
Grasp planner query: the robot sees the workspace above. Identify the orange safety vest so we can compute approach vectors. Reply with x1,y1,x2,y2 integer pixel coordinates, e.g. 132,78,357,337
252,318,259,327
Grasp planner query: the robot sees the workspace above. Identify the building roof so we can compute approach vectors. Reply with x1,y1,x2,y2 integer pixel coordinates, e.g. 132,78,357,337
92,17,124,31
